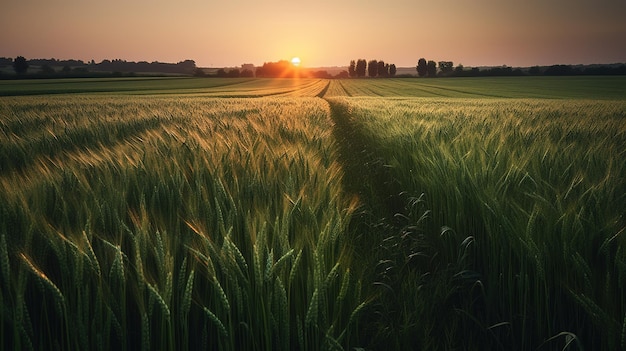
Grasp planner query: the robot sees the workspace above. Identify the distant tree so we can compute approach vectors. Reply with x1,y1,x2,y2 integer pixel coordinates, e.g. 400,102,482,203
416,58,427,77
0,57,14,67
438,61,454,75
581,64,625,75
255,60,294,78
73,67,88,74
478,65,524,76
377,60,387,77
176,59,196,74
216,68,227,77
312,70,332,79
389,64,397,76
240,69,254,77
349,60,356,77
427,60,437,77
40,64,55,75
254,66,264,77
544,65,575,76
62,65,72,73
368,60,378,77
335,70,350,79
13,56,28,75
454,64,464,74
227,69,240,78
194,68,206,77
356,59,367,77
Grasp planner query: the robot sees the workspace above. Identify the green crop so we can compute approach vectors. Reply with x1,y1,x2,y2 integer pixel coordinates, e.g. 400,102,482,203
326,96,626,350
0,95,365,350
1,76,624,350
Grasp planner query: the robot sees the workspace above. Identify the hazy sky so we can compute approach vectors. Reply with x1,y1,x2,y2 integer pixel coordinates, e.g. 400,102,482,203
2,0,625,68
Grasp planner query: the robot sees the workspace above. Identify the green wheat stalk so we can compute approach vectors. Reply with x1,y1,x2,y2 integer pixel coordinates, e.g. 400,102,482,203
19,253,66,316
203,306,228,337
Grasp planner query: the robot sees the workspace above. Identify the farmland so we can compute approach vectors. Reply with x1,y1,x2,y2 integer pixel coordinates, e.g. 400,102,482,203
1,76,625,350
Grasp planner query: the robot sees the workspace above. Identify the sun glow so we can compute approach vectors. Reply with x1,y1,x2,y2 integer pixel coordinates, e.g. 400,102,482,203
291,57,301,67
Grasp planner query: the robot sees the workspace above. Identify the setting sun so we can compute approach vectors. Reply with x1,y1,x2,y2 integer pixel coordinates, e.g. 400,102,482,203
291,57,301,67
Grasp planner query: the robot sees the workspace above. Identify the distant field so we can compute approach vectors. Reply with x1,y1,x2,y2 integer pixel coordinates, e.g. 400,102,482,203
0,77,328,97
1,77,624,350
326,76,626,99
2,76,625,99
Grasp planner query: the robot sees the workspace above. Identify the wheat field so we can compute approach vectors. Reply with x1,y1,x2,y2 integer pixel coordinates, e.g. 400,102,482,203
326,96,626,349
1,77,625,350
0,95,364,350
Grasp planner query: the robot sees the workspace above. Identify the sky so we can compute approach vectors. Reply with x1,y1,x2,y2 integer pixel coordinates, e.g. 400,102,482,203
2,0,625,68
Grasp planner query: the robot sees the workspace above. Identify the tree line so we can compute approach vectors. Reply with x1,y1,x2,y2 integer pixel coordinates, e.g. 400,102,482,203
217,60,351,79
1,57,197,78
3,55,625,79
254,60,300,78
414,57,626,77
348,59,397,77
2,56,352,79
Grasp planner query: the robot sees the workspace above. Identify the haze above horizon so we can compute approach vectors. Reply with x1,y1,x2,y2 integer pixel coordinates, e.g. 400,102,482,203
2,0,625,68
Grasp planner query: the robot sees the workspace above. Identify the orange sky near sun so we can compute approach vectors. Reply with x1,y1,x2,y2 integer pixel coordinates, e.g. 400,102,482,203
2,0,625,68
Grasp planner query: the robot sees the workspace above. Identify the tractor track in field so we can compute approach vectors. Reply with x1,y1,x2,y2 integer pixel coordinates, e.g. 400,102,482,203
337,81,352,97
320,92,404,220
322,96,428,349
315,81,330,98
323,97,408,228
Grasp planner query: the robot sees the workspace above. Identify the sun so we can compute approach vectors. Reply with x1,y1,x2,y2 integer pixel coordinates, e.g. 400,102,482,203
291,57,301,67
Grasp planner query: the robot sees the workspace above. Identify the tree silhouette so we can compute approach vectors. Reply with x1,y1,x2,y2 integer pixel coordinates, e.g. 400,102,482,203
240,69,254,77
438,61,454,76
13,56,28,75
356,59,367,77
40,64,55,75
416,58,427,77
216,68,227,77
377,60,387,77
335,70,350,79
349,60,356,77
368,60,378,77
255,60,294,77
427,60,437,77
389,64,397,76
